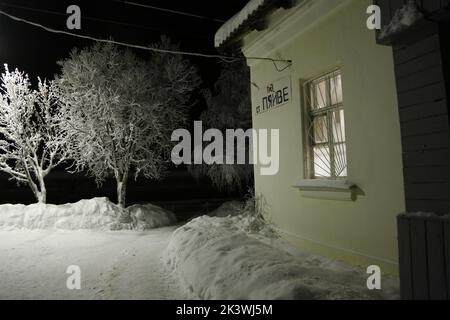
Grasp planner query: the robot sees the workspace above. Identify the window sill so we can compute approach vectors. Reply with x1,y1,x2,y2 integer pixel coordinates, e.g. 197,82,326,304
292,179,356,201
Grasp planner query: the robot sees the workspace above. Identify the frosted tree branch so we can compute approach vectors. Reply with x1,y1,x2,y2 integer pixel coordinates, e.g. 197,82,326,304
0,65,69,203
57,39,200,207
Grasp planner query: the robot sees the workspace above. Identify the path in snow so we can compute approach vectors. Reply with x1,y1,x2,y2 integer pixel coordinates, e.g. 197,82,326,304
0,227,188,300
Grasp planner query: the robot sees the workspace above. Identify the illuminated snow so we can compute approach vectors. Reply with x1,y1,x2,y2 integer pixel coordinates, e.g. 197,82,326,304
379,0,423,39
215,0,267,48
164,203,400,300
0,198,176,231
0,227,186,299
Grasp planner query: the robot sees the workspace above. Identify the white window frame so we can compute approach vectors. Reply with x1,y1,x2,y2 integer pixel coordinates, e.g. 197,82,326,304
302,69,347,180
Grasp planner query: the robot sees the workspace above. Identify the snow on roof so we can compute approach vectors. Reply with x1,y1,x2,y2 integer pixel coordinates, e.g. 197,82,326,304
379,0,423,39
215,0,269,48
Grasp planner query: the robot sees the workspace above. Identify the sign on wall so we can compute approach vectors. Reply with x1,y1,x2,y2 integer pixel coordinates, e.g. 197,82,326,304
255,76,292,115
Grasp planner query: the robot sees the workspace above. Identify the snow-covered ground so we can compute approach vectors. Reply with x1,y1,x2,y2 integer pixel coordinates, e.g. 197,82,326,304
0,198,182,299
164,202,400,300
0,227,188,299
0,199,399,300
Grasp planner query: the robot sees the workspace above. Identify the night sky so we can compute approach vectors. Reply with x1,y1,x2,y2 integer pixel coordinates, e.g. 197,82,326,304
0,0,246,81
0,0,248,207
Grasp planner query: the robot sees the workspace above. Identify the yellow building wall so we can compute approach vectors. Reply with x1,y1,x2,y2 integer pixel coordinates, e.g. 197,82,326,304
243,0,405,274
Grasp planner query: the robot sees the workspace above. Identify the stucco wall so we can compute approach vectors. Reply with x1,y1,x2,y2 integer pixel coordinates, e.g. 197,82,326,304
243,0,405,273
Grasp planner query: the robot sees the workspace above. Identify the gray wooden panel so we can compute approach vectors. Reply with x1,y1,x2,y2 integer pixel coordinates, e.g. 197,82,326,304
406,200,450,214
403,165,450,183
410,218,429,299
405,183,450,200
426,220,447,299
400,115,449,137
403,148,450,167
397,65,444,93
399,100,447,122
398,82,446,108
396,51,442,79
394,33,440,64
444,220,450,298
402,132,450,153
397,215,413,299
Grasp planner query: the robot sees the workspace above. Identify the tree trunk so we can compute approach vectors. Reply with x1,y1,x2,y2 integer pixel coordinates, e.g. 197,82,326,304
27,175,46,204
34,172,47,204
116,170,129,208
116,170,132,224
21,159,47,204
117,180,125,208
36,191,46,204
37,177,47,204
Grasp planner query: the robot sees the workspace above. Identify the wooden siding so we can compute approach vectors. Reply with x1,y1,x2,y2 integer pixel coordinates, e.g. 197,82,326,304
374,1,450,300
389,21,450,214
397,215,450,299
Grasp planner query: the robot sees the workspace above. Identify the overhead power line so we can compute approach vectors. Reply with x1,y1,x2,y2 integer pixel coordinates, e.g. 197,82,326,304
0,1,210,39
0,8,236,61
0,9,292,68
112,0,226,23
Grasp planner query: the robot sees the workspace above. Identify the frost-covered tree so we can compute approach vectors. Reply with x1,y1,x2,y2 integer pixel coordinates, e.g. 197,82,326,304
189,59,254,193
57,40,200,207
0,65,68,203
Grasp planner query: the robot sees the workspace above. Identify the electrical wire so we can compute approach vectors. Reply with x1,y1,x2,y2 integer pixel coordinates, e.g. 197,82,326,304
112,0,225,23
0,1,211,39
0,8,237,62
0,8,292,68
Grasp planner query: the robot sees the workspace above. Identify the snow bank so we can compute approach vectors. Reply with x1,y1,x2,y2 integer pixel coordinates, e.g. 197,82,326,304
127,203,177,230
208,200,244,217
0,197,120,231
163,214,398,300
0,198,176,231
379,0,423,39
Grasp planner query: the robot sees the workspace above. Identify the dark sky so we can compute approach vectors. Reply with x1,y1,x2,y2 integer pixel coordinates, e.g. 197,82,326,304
0,0,247,83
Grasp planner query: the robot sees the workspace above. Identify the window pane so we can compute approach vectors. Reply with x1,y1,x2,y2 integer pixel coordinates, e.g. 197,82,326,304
332,109,346,143
314,80,327,110
334,143,347,177
305,69,346,179
308,85,315,109
330,74,343,105
313,115,328,144
313,145,331,177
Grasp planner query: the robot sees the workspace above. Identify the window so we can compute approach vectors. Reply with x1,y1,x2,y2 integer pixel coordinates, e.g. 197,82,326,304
303,69,347,179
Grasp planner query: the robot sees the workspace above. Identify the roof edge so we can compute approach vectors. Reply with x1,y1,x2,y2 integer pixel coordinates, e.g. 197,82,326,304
215,0,295,51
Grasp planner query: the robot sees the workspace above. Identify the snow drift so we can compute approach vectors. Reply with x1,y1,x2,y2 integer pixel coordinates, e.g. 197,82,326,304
208,200,244,217
127,203,177,230
163,212,398,300
379,0,423,39
0,198,176,231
